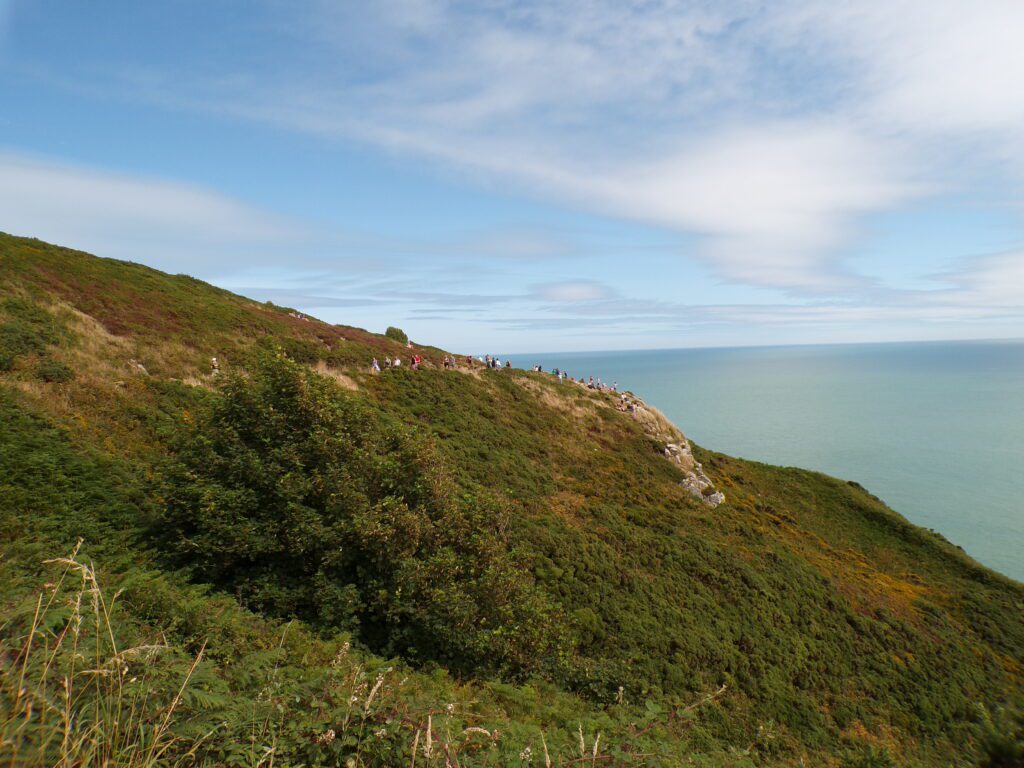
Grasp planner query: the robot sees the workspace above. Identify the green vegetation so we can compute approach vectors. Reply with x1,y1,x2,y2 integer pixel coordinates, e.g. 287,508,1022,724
34,358,75,382
2,231,1024,766
385,326,409,344
159,351,566,677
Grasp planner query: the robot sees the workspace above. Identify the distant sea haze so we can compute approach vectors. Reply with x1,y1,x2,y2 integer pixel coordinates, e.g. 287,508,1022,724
514,340,1024,582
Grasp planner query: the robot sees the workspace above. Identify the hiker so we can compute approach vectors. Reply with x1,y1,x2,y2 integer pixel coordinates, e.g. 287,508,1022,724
210,357,220,376
371,357,380,373
393,357,401,367
505,360,512,369
383,357,392,369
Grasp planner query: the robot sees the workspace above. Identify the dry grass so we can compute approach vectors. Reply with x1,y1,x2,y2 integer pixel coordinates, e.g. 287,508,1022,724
313,360,359,391
0,542,205,768
510,376,604,422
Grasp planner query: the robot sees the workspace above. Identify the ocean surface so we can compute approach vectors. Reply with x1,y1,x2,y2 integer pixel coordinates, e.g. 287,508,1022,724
513,340,1024,582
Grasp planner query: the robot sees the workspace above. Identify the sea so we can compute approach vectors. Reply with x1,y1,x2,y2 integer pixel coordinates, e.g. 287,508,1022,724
511,340,1024,582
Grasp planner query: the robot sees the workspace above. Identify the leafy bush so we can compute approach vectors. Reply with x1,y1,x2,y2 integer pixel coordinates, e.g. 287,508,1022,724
158,350,567,678
841,746,898,768
385,326,408,344
977,704,1024,767
35,358,75,383
0,297,71,371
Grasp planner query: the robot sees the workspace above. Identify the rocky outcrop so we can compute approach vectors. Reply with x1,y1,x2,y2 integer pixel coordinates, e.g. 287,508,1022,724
620,393,725,508
664,442,726,508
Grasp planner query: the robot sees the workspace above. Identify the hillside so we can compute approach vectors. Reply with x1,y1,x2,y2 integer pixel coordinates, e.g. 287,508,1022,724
2,231,1023,767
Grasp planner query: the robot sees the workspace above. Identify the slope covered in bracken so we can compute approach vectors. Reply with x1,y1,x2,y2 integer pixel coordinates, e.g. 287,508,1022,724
2,231,1022,767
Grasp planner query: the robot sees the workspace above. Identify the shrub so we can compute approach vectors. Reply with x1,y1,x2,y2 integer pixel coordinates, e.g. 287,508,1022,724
841,746,898,768
384,326,408,344
977,704,1024,767
0,297,71,371
158,350,567,678
35,358,75,383
0,320,47,359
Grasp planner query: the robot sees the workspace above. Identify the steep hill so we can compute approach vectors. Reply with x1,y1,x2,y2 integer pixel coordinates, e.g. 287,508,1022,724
1,231,1022,767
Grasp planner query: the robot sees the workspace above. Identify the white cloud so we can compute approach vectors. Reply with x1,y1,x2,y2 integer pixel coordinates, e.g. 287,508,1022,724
0,151,300,268
534,280,613,302
794,0,1024,137
566,123,920,290
940,252,1024,305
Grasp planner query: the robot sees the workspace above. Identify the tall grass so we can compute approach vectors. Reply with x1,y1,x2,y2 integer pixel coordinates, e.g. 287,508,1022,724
0,542,204,767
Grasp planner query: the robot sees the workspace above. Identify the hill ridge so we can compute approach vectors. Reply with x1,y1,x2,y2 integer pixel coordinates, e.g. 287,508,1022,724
2,231,1023,766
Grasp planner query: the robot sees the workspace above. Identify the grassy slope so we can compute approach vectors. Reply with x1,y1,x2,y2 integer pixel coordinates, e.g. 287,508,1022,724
2,231,1022,766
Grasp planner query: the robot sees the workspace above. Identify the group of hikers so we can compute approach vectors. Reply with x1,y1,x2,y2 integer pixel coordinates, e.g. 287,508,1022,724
366,348,640,416
482,354,512,369
367,350,623,400
531,364,618,393
370,354,424,372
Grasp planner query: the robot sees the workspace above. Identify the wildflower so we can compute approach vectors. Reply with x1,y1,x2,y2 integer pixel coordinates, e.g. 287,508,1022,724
446,702,455,714
375,727,387,738
317,729,336,745
520,745,532,762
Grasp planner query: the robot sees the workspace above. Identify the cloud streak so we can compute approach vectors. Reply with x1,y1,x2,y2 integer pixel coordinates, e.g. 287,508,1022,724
0,151,301,269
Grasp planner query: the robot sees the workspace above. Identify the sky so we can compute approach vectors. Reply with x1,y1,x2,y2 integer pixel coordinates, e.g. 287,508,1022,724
2,1,1024,353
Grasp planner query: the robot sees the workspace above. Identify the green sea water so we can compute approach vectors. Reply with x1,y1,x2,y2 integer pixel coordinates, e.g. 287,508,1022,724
518,340,1024,581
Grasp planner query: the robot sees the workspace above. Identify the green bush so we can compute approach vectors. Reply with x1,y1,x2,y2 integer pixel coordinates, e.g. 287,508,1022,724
977,704,1024,767
385,326,408,344
158,350,567,678
35,358,75,383
0,297,70,371
841,746,898,768
0,320,47,359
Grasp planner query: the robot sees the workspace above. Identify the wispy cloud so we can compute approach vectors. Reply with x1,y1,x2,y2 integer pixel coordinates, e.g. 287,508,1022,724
0,151,301,268
533,280,614,302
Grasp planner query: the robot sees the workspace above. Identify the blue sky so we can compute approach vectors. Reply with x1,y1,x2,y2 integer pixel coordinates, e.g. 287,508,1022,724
2,0,1024,352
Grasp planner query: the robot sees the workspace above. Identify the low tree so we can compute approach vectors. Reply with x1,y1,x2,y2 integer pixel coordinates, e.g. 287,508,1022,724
384,326,408,344
159,350,566,677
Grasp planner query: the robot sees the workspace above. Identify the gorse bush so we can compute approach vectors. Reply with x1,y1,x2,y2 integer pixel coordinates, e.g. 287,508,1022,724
0,296,71,372
841,746,899,768
35,358,75,383
158,350,568,677
976,704,1024,767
